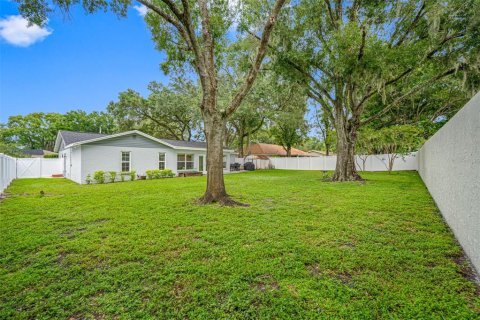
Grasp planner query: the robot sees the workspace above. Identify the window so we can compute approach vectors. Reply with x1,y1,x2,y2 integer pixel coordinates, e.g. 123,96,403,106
223,155,227,169
159,153,166,170
121,151,130,172
177,154,194,170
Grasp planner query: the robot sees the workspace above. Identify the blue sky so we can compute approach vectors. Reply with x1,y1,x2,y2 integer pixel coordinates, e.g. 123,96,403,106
0,0,169,123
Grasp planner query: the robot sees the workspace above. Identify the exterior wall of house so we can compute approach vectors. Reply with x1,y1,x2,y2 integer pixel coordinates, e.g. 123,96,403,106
77,142,232,184
80,144,176,183
61,147,82,183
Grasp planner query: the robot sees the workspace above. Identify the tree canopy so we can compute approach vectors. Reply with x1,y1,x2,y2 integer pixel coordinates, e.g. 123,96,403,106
271,0,480,180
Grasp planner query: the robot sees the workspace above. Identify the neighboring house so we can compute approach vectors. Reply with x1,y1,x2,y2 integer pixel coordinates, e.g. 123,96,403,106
306,150,329,156
244,143,310,158
54,130,234,184
21,149,57,158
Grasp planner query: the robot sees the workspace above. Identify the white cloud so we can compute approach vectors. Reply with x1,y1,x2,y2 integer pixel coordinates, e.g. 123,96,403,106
0,15,52,47
133,4,148,17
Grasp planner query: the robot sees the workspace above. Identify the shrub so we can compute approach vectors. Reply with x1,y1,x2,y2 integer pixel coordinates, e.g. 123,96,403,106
146,169,161,179
86,174,92,184
44,154,59,158
129,171,136,181
120,173,126,182
162,169,174,177
146,169,174,179
93,171,105,184
108,171,117,183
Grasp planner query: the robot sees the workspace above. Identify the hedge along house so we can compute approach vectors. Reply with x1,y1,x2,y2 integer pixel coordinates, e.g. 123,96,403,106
54,130,234,184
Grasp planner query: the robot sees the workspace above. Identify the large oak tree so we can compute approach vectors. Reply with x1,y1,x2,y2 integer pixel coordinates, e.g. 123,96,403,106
17,0,287,205
272,0,480,181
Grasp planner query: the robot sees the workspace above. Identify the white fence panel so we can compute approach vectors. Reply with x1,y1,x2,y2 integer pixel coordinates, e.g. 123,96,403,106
16,158,41,178
244,153,418,172
16,158,62,178
0,154,17,193
1,157,63,193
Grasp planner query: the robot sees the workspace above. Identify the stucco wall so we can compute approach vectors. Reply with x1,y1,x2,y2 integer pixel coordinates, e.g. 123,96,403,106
418,92,480,274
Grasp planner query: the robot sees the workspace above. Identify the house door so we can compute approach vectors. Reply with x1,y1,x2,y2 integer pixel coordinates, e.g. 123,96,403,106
199,155,204,172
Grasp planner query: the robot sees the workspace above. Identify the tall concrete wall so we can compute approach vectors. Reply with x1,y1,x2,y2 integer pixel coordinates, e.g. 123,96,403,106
418,92,480,274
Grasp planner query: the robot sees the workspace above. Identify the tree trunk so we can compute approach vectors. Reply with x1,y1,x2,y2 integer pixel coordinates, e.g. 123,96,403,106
331,113,362,181
286,146,292,157
237,131,245,158
199,113,246,206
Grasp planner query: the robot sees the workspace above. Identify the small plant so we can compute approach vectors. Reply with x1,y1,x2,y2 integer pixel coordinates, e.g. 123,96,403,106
129,171,136,181
146,170,153,179
108,171,117,183
44,154,59,158
163,169,174,177
93,170,105,184
86,174,92,184
120,172,126,182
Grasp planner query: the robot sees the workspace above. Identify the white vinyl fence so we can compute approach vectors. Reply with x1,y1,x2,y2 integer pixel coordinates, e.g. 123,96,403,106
0,155,63,193
0,154,17,193
235,152,418,172
16,158,62,178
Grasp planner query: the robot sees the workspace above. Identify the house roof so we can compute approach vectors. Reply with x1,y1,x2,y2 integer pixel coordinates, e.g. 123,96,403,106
59,130,109,146
245,143,309,157
55,130,233,152
159,139,207,149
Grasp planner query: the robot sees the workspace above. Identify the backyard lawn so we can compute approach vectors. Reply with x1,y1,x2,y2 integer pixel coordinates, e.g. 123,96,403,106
1,170,479,319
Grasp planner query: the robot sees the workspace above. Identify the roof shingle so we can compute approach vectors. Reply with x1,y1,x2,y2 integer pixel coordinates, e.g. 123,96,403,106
59,130,109,146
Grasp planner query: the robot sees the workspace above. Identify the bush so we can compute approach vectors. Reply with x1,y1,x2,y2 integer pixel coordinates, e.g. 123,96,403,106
145,169,174,179
120,173,126,182
93,171,105,184
44,154,59,158
108,171,117,183
162,169,174,177
86,174,92,184
129,171,136,181
146,169,161,179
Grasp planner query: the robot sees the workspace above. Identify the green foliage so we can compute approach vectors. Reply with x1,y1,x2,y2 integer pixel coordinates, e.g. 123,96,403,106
162,169,174,178
85,174,92,185
273,0,480,173
129,171,136,181
0,142,29,158
1,172,479,318
107,79,201,141
108,171,117,183
1,111,116,151
93,171,105,184
43,154,58,158
146,169,175,179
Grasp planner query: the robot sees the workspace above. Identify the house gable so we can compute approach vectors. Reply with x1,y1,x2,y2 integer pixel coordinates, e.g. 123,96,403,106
84,133,173,149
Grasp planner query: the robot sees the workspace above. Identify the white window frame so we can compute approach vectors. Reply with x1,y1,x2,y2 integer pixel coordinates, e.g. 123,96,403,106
121,151,131,172
159,152,166,170
177,153,194,170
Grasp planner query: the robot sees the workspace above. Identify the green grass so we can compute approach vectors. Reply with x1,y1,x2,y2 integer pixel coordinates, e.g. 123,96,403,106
1,171,479,319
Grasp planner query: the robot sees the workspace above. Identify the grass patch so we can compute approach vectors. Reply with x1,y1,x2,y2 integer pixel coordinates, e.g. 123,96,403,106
1,170,479,319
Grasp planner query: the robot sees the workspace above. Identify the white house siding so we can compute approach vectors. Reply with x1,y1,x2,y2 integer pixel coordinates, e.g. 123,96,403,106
61,147,82,183
80,144,176,183
70,147,82,183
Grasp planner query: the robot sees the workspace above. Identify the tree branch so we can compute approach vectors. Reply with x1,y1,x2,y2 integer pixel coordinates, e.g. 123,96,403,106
224,0,287,117
361,64,466,126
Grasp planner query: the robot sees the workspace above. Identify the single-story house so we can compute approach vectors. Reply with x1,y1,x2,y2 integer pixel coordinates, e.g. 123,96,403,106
20,149,57,158
54,130,234,184
244,143,310,158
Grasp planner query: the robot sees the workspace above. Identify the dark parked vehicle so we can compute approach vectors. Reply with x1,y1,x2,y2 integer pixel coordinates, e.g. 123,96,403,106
230,163,241,171
244,162,255,171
